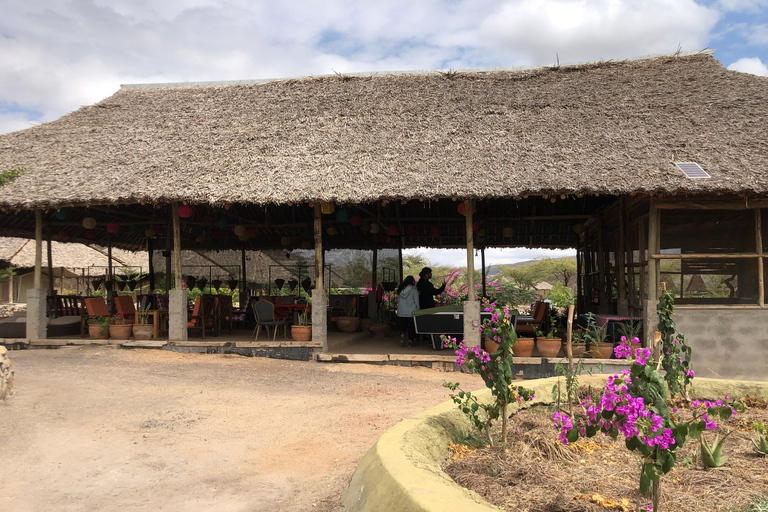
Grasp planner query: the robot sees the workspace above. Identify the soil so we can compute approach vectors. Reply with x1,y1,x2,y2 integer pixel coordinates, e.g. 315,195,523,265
0,345,482,512
444,399,768,512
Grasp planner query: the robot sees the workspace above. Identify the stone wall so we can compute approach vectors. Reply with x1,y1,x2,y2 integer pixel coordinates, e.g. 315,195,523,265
0,345,13,400
674,309,768,381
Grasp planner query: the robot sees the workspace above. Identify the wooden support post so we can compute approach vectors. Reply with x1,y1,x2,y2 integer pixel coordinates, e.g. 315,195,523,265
756,209,764,307
34,210,42,289
147,238,155,291
644,205,660,347
398,245,403,284
597,218,605,313
169,203,188,342
46,233,54,295
313,204,327,351
576,243,583,315
241,242,247,302
107,235,114,307
617,199,628,315
566,304,575,417
481,247,486,299
369,246,378,319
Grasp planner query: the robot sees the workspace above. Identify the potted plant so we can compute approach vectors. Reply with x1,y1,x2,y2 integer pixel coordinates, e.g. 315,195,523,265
132,304,154,340
88,315,111,340
359,311,373,337
108,314,132,340
536,314,563,358
370,303,389,337
568,327,588,358
291,309,312,341
336,300,360,332
585,313,613,358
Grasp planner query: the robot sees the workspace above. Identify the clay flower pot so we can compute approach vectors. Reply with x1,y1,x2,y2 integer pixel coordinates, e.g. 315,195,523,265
336,316,360,332
132,324,154,340
537,337,563,358
369,322,388,337
569,344,587,358
591,342,615,359
89,324,109,340
291,325,312,341
512,337,535,357
108,324,132,341
359,318,373,336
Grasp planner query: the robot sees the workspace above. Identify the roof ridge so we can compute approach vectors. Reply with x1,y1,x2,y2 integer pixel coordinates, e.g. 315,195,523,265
120,49,716,90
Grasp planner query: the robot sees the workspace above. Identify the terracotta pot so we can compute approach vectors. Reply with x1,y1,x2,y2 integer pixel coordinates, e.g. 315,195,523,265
591,342,615,359
512,337,535,357
89,324,109,340
108,324,132,340
484,338,500,354
537,337,563,358
336,316,360,332
569,344,587,358
132,324,154,340
291,325,312,341
359,318,373,336
370,322,388,337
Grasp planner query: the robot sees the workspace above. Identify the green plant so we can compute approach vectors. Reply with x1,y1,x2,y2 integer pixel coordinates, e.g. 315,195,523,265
111,313,126,325
700,431,731,468
657,291,693,400
0,168,26,187
544,314,560,339
87,315,110,336
547,282,574,308
296,309,310,326
741,496,768,512
751,422,768,455
343,299,357,317
583,313,608,345
137,304,151,325
615,318,643,341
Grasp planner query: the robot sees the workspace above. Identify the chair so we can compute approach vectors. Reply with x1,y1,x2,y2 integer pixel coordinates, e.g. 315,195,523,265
229,295,254,330
188,295,216,339
252,300,286,341
214,295,233,336
81,296,111,337
515,301,549,338
114,296,137,324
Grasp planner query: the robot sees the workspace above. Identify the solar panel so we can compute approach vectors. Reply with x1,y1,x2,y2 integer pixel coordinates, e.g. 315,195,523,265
675,162,711,179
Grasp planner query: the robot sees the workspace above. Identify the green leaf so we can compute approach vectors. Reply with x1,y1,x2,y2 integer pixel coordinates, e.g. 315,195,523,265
566,429,579,443
644,463,660,482
640,472,651,494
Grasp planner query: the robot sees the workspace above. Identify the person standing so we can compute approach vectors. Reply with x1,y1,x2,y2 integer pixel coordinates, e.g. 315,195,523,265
417,267,446,310
396,276,420,347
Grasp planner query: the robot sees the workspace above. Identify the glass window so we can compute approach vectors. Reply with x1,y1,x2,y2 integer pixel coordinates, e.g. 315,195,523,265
660,210,756,254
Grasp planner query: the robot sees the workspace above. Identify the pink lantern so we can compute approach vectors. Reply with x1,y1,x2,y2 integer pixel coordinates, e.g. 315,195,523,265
178,205,193,218
387,225,399,236
106,222,120,234
457,202,466,215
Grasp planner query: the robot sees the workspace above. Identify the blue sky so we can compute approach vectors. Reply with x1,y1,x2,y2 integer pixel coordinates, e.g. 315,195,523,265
0,0,766,266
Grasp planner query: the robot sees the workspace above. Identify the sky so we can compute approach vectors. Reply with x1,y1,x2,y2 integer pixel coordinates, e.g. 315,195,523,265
1,0,766,267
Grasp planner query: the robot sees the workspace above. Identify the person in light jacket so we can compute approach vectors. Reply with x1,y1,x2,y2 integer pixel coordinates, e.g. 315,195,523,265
396,276,420,347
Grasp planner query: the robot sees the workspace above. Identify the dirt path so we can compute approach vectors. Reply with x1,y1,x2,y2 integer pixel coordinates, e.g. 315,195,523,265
0,346,481,512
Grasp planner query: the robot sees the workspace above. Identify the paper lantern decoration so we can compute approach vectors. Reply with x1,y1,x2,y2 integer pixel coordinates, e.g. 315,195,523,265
291,236,301,245
86,229,96,239
457,202,466,215
472,220,480,231
274,279,285,290
178,205,193,218
361,220,371,233
301,277,312,292
233,225,246,237
430,226,441,237
502,227,514,238
82,217,97,230
151,224,163,235
227,279,238,291
327,227,338,235
238,234,249,242
54,208,70,220
573,224,584,234
144,229,156,238
191,227,202,237
336,209,350,222
321,203,335,215
217,219,228,229
287,279,298,291
245,228,257,238
212,279,223,291
186,276,197,290
107,222,120,234
197,277,208,290
387,225,399,236
350,215,362,226
477,228,486,237
57,230,69,240
369,223,380,234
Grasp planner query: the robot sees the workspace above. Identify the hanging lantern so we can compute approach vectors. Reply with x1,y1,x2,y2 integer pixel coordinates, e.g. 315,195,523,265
477,228,486,237
227,279,238,291
106,222,120,234
274,279,285,290
191,227,202,237
503,227,514,238
430,226,441,237
472,220,480,231
361,220,371,233
573,224,584,234
350,215,362,227
287,279,298,291
321,203,335,215
245,228,257,238
387,225,399,236
57,230,69,240
238,234,248,242
178,205,193,218
197,277,208,290
212,279,223,291
369,223,380,234
82,217,97,230
327,226,338,236
291,236,301,245
233,225,246,237
336,209,350,222
185,276,197,290
86,229,96,239
145,229,156,238
457,202,466,215
217,219,229,229
54,208,70,220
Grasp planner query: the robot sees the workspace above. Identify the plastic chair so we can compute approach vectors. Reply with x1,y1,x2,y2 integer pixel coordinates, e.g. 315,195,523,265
252,300,286,341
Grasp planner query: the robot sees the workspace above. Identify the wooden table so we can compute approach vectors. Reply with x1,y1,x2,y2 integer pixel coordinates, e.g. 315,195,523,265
147,310,169,339
273,304,309,323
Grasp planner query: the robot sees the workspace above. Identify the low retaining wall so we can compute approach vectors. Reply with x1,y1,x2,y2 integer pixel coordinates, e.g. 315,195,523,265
340,376,768,512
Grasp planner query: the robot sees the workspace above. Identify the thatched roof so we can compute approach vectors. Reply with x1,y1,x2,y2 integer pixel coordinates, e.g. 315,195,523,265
0,51,766,210
154,249,294,283
0,237,146,269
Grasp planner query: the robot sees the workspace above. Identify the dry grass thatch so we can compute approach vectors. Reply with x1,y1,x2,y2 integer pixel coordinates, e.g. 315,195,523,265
0,52,767,210
0,237,146,269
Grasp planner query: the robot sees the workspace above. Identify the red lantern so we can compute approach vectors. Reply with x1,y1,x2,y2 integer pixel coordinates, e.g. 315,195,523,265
473,220,480,231
430,226,441,237
178,205,193,218
350,215,362,226
106,222,120,233
457,202,466,215
387,225,399,236
246,228,257,238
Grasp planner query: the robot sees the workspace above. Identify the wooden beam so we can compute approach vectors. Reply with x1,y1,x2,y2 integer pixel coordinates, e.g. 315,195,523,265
651,253,761,259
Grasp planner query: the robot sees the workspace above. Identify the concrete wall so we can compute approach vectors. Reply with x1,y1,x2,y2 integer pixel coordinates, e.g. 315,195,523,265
675,309,768,381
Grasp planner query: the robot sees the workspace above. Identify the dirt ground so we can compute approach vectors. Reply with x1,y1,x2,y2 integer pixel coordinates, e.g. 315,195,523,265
0,346,481,512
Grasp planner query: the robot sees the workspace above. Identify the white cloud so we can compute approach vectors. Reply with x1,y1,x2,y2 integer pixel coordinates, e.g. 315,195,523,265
727,56,768,75
746,24,768,45
716,0,768,12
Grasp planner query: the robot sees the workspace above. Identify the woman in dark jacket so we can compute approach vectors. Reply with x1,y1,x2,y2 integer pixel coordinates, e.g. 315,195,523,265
417,267,446,310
